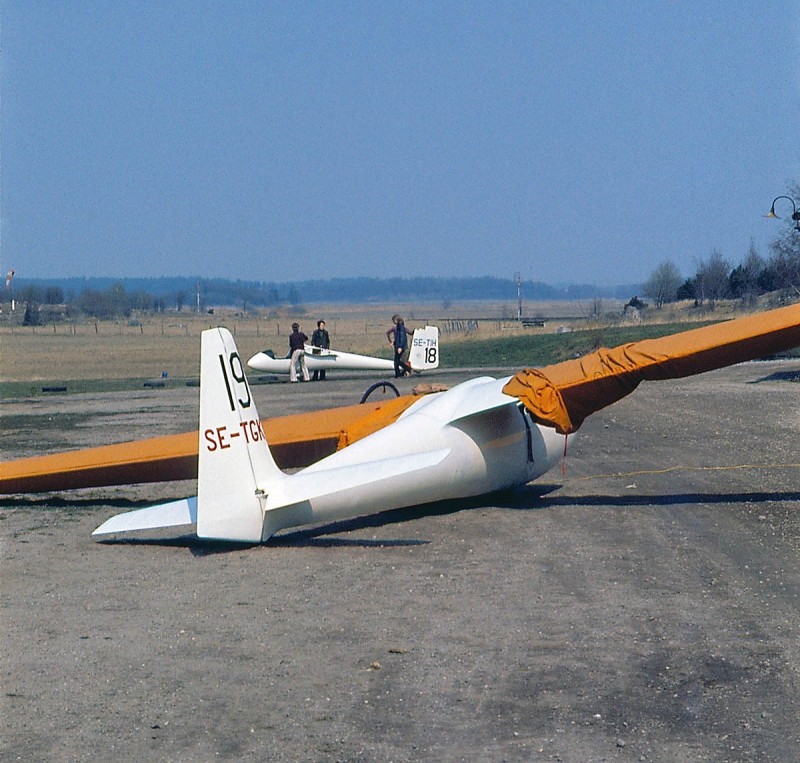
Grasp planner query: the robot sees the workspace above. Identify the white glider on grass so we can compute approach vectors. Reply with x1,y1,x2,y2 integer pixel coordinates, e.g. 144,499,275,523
246,326,440,376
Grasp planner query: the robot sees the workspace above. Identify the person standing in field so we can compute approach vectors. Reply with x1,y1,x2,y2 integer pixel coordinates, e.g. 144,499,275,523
288,322,310,383
310,319,330,381
386,314,411,378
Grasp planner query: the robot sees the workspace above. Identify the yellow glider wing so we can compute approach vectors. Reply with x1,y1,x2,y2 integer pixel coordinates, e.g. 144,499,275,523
504,302,800,434
0,394,419,494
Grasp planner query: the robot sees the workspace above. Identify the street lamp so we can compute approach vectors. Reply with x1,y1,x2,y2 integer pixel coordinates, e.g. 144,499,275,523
765,195,800,231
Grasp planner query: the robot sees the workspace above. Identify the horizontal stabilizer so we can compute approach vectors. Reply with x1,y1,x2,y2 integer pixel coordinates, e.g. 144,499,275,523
266,448,451,512
92,497,197,538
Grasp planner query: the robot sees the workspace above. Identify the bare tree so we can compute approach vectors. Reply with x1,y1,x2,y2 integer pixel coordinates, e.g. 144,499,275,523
768,183,800,297
694,250,730,309
643,260,682,308
729,240,764,306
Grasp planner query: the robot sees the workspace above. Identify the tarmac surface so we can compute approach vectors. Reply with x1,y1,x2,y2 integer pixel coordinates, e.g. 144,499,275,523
1,363,799,762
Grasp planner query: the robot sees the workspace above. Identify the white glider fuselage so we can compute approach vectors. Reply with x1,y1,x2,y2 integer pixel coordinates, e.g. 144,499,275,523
247,346,395,374
259,376,564,539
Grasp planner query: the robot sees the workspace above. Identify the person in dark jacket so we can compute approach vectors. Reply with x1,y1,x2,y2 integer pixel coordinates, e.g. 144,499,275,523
288,322,310,382
386,315,411,377
310,320,330,381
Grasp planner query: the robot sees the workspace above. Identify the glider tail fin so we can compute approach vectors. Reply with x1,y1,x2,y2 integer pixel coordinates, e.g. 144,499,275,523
93,328,286,542
196,327,286,542
409,325,440,371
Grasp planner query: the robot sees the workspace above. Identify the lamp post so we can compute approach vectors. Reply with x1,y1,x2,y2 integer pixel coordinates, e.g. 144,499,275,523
765,195,800,232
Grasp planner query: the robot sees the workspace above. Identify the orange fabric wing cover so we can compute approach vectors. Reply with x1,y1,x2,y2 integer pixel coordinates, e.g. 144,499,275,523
0,395,419,494
503,303,800,434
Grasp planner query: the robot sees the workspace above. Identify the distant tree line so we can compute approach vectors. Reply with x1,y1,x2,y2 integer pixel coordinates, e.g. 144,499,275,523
642,242,798,311
641,185,800,310
7,275,638,323
14,282,169,324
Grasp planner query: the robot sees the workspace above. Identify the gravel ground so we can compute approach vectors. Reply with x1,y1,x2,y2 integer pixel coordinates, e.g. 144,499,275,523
1,363,799,762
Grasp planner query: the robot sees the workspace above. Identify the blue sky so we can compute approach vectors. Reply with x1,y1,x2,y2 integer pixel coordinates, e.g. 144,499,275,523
2,2,798,286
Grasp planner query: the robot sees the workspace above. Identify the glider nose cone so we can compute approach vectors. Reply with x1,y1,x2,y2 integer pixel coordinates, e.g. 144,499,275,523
247,352,271,371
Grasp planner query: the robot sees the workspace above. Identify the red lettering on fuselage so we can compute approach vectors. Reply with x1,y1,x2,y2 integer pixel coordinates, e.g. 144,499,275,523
205,421,264,451
238,419,262,443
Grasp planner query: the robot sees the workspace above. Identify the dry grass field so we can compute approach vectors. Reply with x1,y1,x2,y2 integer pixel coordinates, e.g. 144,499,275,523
1,296,760,384
0,299,624,382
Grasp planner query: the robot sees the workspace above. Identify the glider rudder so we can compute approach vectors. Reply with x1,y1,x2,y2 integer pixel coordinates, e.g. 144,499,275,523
409,326,439,370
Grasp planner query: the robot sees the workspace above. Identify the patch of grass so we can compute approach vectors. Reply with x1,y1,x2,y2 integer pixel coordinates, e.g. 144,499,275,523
440,321,741,368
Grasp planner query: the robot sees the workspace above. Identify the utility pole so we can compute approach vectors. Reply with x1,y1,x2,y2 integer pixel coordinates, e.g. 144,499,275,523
515,272,522,322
